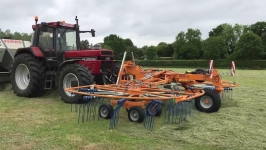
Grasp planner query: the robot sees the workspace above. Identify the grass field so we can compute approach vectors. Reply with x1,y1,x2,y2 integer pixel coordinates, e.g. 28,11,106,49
0,68,266,150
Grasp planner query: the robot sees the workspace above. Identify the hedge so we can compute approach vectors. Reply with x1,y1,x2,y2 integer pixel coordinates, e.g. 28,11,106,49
114,59,266,69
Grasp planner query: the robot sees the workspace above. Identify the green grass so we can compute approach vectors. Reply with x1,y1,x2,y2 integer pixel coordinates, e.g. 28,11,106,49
0,68,266,150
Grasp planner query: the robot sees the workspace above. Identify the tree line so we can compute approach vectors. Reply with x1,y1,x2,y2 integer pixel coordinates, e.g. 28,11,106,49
99,21,266,60
1,21,266,60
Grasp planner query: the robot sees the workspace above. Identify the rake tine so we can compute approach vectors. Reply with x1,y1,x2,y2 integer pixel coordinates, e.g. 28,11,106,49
86,102,90,122
109,98,127,130
78,103,83,124
144,100,162,131
179,102,183,124
89,102,93,121
174,103,179,124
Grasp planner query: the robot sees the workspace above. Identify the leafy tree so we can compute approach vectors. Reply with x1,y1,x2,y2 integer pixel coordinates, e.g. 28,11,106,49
80,39,90,49
156,42,167,57
139,45,148,55
125,46,140,60
0,29,32,41
250,21,266,37
172,31,186,59
146,46,157,60
233,31,264,60
233,24,250,41
123,38,134,47
165,44,174,57
209,24,224,37
157,42,174,57
208,23,250,55
103,34,126,59
172,28,202,59
202,36,227,60
250,21,266,51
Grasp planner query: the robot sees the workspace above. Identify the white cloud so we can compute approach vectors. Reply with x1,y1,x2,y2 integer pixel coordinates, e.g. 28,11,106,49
0,0,266,47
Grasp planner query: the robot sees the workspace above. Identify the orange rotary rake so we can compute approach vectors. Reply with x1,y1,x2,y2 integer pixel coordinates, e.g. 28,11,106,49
65,52,239,131
66,80,205,131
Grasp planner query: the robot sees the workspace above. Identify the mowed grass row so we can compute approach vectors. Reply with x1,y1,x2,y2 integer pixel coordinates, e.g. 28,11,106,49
0,68,266,150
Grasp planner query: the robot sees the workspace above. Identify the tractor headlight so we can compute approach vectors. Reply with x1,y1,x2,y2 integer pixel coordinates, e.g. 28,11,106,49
105,57,110,60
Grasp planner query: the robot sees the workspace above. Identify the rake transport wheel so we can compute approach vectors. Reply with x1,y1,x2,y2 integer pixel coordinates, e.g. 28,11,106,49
59,64,94,103
195,88,221,113
99,104,114,119
10,54,46,97
128,106,145,123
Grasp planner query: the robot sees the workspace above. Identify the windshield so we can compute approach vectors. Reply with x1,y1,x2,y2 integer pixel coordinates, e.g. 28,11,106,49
57,28,77,51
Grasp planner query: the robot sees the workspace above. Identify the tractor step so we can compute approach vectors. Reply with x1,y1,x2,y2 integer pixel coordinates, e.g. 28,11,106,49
0,72,10,82
44,71,55,89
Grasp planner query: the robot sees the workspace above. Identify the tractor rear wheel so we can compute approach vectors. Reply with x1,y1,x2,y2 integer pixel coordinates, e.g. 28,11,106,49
10,54,46,97
59,64,94,103
195,88,221,113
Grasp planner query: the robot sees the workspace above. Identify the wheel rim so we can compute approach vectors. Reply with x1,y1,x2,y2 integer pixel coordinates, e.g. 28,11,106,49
130,110,139,121
63,73,79,97
200,95,213,109
15,64,30,90
100,107,108,117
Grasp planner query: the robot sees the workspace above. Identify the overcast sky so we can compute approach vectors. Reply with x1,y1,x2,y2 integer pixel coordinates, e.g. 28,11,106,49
0,0,265,47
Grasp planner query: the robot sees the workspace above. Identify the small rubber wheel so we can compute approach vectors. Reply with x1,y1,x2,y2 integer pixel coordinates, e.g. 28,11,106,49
99,104,114,119
128,106,145,123
195,88,221,113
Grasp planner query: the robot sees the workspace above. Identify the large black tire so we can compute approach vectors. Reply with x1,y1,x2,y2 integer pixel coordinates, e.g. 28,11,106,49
195,88,221,113
59,64,94,103
10,54,46,97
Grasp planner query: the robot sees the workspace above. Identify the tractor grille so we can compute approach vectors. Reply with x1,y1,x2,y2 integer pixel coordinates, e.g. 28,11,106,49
101,61,113,72
101,51,113,56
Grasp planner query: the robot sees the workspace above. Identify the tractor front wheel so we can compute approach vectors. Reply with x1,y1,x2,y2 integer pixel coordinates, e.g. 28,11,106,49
59,64,94,103
10,54,46,97
195,88,221,113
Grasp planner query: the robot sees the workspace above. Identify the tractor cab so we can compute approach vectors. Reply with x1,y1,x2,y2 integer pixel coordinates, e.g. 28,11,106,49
31,19,84,52
31,16,115,75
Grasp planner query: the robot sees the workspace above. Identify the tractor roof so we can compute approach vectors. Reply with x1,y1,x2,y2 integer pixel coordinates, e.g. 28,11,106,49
32,21,76,29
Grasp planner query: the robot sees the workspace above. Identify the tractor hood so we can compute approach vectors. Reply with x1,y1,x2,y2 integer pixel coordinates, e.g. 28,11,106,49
64,49,114,58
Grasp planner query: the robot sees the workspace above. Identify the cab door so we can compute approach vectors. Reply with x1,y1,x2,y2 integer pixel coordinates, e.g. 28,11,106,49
37,27,57,68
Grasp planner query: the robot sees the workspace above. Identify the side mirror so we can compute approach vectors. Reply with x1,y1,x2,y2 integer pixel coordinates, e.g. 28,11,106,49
40,22,49,32
91,29,95,37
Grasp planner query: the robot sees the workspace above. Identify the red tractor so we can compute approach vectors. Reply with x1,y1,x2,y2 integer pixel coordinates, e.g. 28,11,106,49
8,16,117,103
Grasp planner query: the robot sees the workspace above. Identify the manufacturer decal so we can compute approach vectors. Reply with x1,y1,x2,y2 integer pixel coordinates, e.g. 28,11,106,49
3,39,22,44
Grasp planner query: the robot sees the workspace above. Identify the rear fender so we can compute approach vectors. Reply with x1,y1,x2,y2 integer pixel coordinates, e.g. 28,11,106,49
15,47,44,58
